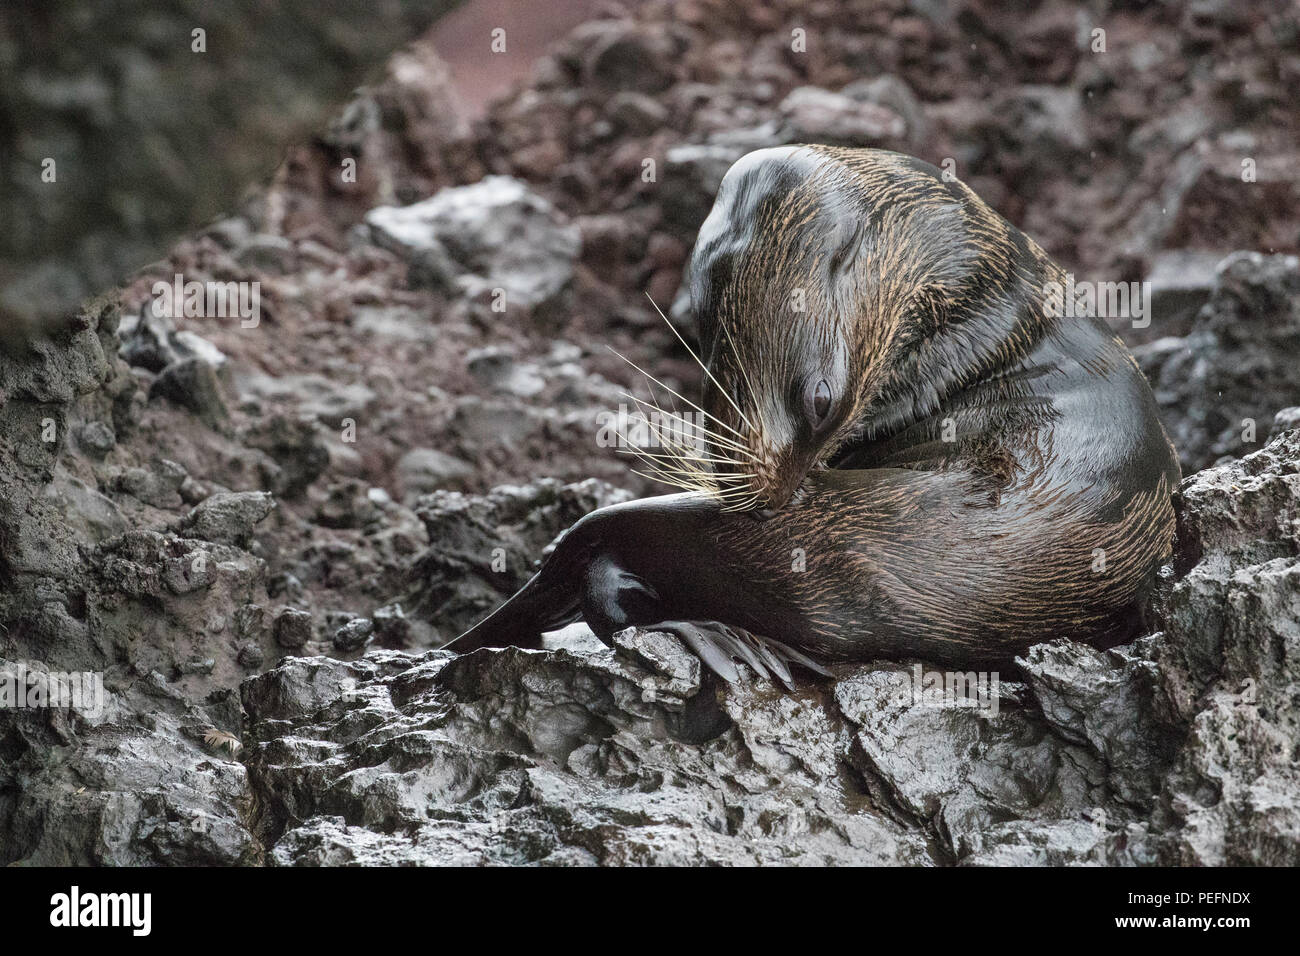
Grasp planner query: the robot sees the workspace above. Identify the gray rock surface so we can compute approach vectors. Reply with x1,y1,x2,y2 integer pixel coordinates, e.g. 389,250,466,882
177,491,277,548
396,448,477,501
1142,249,1225,343
776,86,906,146
1145,431,1300,865
1135,252,1300,473
366,177,581,323
0,0,462,341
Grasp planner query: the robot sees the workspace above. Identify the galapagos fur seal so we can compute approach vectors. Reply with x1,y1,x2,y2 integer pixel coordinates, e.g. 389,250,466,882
448,145,1181,688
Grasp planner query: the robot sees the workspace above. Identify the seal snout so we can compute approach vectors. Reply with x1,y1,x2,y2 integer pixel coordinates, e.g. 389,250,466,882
744,463,814,518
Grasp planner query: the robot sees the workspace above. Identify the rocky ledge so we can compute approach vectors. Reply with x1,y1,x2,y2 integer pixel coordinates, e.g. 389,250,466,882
233,427,1299,865
2,228,1296,870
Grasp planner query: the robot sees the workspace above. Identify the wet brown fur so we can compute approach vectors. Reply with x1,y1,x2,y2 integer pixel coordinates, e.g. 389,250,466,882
453,146,1182,672
674,145,1181,662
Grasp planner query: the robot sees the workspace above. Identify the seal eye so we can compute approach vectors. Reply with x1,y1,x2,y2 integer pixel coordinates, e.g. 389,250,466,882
806,379,833,430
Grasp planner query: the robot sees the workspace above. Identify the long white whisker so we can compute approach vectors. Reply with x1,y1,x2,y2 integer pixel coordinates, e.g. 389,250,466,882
606,346,750,444
623,410,744,466
644,291,756,434
616,392,757,458
716,312,767,436
620,450,748,469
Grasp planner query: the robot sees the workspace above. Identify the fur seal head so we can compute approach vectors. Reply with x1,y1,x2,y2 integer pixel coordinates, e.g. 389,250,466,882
685,144,1052,514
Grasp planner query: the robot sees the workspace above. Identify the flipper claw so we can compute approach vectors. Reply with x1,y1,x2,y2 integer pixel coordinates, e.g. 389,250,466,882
652,620,830,690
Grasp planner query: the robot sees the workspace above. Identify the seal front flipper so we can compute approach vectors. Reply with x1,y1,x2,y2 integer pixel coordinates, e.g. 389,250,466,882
446,514,653,654
447,503,832,689
648,621,832,691
444,575,579,653
579,552,829,688
580,554,661,636
444,534,590,653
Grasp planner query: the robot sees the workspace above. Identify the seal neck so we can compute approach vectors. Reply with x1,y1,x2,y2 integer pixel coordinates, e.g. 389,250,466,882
842,259,1067,461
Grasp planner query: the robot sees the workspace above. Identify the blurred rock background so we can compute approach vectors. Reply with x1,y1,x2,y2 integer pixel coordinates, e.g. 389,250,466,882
0,0,1297,865
0,0,462,343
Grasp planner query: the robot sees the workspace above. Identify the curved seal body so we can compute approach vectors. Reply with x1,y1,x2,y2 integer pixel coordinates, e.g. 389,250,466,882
450,146,1180,685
